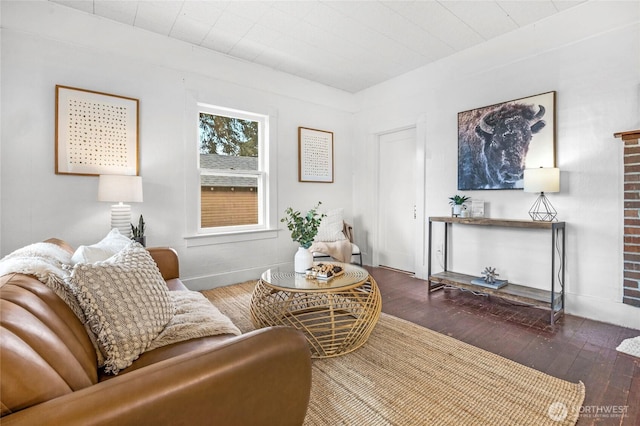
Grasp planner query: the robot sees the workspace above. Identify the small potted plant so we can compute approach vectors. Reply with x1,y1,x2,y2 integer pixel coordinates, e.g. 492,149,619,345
131,214,146,247
449,195,470,217
281,202,325,273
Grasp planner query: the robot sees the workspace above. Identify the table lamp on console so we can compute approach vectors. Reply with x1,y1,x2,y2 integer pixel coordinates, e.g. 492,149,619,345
98,174,143,237
523,167,560,222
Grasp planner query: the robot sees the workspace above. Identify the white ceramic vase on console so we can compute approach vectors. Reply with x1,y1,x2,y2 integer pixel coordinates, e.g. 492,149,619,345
294,246,313,273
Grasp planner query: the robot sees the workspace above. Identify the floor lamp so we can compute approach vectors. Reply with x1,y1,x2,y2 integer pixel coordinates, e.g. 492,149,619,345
98,175,143,237
523,167,560,221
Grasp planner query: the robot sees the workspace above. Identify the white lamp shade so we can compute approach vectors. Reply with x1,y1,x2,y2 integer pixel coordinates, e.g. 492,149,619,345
523,168,560,193
98,175,143,202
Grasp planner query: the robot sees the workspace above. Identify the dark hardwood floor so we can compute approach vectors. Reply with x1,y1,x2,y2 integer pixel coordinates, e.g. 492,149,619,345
366,266,640,426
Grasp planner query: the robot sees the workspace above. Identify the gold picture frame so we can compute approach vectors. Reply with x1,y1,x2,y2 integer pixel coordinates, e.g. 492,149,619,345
298,126,334,183
55,85,139,176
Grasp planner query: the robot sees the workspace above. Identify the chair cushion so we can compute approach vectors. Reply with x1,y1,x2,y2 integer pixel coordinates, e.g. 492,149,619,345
350,243,361,255
68,243,175,375
312,244,360,256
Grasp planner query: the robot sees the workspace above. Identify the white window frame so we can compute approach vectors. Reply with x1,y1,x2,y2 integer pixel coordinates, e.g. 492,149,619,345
186,102,278,246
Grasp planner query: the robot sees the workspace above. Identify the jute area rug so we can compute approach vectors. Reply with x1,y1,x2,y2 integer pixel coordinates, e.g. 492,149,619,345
202,281,585,426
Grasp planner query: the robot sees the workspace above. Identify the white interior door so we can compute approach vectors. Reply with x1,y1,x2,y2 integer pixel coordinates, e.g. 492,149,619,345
377,128,416,273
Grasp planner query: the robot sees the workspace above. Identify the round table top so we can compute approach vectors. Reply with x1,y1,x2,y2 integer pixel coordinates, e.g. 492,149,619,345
260,262,369,291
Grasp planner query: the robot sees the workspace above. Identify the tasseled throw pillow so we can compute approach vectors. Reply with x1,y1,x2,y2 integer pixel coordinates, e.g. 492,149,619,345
68,242,175,374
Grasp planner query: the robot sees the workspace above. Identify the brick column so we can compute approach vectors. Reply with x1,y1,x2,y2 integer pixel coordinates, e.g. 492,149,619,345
616,129,640,307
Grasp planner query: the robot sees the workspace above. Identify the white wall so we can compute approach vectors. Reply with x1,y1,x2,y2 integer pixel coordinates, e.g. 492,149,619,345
2,1,639,329
353,1,640,329
0,1,355,288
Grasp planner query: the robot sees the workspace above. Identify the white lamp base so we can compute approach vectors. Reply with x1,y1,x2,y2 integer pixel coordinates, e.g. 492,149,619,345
111,203,132,237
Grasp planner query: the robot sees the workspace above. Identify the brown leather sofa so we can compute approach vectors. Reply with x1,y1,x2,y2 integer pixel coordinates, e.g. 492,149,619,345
0,239,312,425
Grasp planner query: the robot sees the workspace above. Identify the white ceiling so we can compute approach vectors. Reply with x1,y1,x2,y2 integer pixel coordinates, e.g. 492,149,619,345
50,0,584,93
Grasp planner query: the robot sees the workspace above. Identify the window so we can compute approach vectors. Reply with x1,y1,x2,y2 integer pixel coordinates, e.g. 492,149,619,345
197,103,269,233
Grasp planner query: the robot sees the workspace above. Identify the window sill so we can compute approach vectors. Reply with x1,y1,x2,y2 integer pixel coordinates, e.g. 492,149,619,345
185,229,279,247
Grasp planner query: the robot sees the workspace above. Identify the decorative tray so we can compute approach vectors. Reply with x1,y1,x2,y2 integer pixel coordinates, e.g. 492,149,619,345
305,263,345,280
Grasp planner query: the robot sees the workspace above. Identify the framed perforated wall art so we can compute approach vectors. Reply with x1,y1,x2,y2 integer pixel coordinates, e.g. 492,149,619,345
55,85,139,176
298,126,334,183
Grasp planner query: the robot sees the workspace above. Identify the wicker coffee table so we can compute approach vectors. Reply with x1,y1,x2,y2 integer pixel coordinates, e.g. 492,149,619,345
250,262,382,358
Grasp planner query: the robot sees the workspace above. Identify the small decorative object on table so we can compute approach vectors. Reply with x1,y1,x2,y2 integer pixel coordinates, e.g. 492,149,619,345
449,195,470,217
482,266,499,283
471,200,485,218
305,263,344,280
470,266,508,289
281,202,326,273
131,214,146,247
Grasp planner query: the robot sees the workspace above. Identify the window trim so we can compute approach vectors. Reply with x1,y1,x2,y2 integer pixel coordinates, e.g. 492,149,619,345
186,98,278,244
184,228,278,248
197,103,267,234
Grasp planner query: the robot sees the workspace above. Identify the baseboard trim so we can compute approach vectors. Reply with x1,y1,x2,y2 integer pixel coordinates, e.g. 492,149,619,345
378,265,414,276
182,262,292,291
566,293,640,330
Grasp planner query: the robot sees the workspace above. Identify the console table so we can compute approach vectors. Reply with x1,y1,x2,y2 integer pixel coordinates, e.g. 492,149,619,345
427,217,565,324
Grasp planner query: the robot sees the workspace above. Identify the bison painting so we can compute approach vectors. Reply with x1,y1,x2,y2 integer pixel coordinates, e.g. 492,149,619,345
458,92,555,190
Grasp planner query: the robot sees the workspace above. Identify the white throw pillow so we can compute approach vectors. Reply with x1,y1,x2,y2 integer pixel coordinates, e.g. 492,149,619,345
68,243,175,374
314,208,346,242
71,229,132,265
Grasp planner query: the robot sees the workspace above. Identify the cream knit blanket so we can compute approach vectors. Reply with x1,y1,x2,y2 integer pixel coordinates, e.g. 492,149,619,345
0,243,241,368
309,238,352,263
149,291,240,351
0,242,86,319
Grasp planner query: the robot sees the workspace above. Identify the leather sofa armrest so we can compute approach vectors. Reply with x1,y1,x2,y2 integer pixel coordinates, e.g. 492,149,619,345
43,238,74,255
146,247,180,280
1,327,311,426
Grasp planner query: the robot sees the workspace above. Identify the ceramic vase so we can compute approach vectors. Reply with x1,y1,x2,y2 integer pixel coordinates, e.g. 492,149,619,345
294,246,313,273
452,205,462,217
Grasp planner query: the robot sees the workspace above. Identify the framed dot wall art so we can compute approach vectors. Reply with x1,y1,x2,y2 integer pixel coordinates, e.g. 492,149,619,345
55,85,139,176
298,127,334,183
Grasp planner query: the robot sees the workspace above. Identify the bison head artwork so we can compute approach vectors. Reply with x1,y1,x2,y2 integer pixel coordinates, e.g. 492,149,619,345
458,102,546,190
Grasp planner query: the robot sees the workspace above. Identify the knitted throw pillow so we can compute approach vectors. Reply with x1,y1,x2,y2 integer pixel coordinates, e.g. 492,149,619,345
69,243,175,374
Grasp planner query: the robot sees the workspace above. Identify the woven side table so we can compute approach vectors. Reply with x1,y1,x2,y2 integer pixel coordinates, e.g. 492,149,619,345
250,263,382,358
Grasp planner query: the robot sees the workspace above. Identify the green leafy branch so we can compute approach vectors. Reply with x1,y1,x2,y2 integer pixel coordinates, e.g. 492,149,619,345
281,202,325,249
